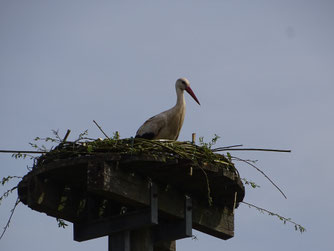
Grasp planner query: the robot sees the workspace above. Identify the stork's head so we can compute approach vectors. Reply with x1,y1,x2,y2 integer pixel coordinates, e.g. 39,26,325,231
176,78,200,105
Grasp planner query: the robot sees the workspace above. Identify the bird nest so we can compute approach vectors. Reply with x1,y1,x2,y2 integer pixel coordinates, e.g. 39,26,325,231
36,138,236,173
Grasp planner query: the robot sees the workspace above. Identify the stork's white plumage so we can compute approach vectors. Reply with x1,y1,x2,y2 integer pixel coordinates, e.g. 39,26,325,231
135,78,200,140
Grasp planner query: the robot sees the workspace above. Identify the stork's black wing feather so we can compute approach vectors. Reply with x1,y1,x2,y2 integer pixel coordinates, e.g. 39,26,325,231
135,132,155,140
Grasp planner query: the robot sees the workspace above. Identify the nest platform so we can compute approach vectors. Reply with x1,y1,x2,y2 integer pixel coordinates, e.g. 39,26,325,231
17,139,245,250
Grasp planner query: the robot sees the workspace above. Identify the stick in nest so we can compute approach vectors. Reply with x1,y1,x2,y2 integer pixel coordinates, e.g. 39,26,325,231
212,147,291,153
93,120,110,139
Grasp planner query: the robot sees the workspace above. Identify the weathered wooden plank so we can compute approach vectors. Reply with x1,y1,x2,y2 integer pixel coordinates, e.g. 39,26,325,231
87,161,234,240
154,241,176,251
18,172,93,223
74,184,159,242
74,209,157,242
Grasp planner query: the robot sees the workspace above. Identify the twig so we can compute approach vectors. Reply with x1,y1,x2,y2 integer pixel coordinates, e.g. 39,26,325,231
93,120,110,139
0,150,47,154
213,147,291,153
62,129,71,142
241,201,306,233
233,156,287,199
198,167,212,206
0,197,20,240
51,129,62,142
212,144,243,150
0,186,18,205
1,176,22,186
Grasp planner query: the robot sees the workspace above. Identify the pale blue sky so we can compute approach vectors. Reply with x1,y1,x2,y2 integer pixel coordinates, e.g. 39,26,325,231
1,1,334,250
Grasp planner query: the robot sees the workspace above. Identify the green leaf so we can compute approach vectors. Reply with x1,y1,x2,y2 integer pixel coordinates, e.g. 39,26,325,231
56,218,68,228
87,145,93,153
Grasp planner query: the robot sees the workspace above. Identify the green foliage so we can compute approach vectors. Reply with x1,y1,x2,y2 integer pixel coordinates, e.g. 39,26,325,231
0,176,21,206
1,176,21,186
241,178,260,189
74,129,89,143
0,186,18,206
11,152,28,159
28,129,89,154
198,134,220,149
86,144,93,153
197,134,230,166
242,201,306,233
226,152,232,162
31,129,64,151
112,131,120,140
56,218,68,228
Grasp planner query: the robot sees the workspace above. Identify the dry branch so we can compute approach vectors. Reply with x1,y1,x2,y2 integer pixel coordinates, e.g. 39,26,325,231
93,120,110,139
213,147,291,153
0,150,47,154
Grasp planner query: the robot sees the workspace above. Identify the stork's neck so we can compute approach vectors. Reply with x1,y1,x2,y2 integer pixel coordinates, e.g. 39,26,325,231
175,88,185,108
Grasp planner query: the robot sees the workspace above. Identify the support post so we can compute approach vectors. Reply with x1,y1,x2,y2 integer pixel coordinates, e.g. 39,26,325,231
109,231,130,251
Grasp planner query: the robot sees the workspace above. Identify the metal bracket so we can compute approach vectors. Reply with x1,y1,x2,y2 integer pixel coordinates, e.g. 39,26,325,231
153,195,192,242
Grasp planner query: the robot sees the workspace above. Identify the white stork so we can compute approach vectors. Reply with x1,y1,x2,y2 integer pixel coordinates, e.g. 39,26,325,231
135,78,200,140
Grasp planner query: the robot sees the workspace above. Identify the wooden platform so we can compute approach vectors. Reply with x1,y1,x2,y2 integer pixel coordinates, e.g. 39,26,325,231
18,152,245,247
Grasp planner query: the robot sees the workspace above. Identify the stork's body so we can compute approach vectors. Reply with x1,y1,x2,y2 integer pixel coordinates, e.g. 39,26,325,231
135,78,200,140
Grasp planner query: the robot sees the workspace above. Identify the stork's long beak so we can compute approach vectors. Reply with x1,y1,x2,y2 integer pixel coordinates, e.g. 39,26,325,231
185,86,201,105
